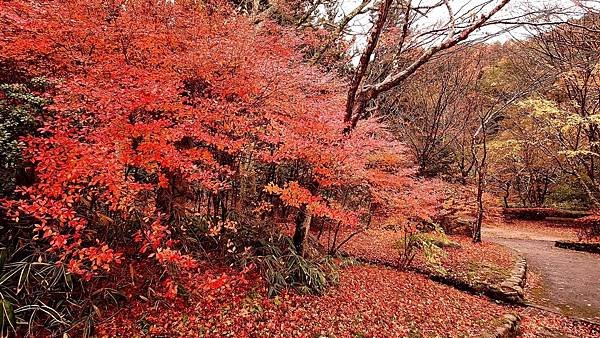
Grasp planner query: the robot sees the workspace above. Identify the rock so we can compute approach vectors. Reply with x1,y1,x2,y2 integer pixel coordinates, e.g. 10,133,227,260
485,313,520,338
512,286,524,296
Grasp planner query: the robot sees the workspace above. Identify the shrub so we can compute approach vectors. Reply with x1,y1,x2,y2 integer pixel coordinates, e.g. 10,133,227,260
1,0,427,282
236,233,338,297
0,76,79,336
501,207,549,220
395,225,452,271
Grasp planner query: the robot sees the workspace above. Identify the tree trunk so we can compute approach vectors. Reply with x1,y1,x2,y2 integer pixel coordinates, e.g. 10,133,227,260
293,204,312,256
472,117,488,243
502,181,511,208
473,169,484,243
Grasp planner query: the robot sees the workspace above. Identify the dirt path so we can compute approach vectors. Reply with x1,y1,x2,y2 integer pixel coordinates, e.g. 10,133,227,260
483,226,600,321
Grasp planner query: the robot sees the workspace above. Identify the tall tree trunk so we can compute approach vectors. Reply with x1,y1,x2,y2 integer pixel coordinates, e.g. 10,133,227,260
472,118,488,243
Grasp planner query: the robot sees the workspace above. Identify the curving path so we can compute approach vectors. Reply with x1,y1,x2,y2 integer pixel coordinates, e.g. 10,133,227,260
483,226,600,322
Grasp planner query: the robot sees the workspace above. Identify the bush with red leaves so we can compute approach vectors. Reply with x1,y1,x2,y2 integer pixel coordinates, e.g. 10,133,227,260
0,0,437,282
0,1,444,334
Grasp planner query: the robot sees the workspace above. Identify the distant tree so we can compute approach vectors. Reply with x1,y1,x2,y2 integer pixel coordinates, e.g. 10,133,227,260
381,47,488,177
521,14,600,206
344,0,514,131
468,49,542,242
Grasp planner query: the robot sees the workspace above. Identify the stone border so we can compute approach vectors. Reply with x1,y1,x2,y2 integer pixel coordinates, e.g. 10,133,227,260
555,241,600,254
482,313,520,338
498,255,527,303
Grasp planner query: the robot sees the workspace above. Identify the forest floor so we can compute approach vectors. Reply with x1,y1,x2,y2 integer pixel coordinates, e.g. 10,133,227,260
94,222,600,337
326,224,600,337
96,263,514,337
483,220,600,322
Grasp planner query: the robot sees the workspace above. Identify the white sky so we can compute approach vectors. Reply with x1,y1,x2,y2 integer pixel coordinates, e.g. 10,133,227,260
333,0,591,49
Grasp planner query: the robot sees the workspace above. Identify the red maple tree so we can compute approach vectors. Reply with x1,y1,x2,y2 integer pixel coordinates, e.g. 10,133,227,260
0,0,435,286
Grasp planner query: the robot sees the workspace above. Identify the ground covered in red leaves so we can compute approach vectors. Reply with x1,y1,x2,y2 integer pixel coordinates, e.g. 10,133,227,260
95,261,600,338
94,228,600,337
96,264,511,337
326,229,401,265
518,307,600,338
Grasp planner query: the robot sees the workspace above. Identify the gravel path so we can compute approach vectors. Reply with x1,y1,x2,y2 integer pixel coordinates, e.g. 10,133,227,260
484,226,600,321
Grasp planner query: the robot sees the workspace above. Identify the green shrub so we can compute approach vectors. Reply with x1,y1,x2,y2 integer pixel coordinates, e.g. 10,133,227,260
395,226,451,271
236,234,338,297
545,179,591,210
0,77,47,196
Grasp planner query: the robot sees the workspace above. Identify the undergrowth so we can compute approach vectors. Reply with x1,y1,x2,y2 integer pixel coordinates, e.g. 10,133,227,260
236,233,339,297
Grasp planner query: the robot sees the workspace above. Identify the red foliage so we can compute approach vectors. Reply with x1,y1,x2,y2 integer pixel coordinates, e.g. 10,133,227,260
0,0,437,286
